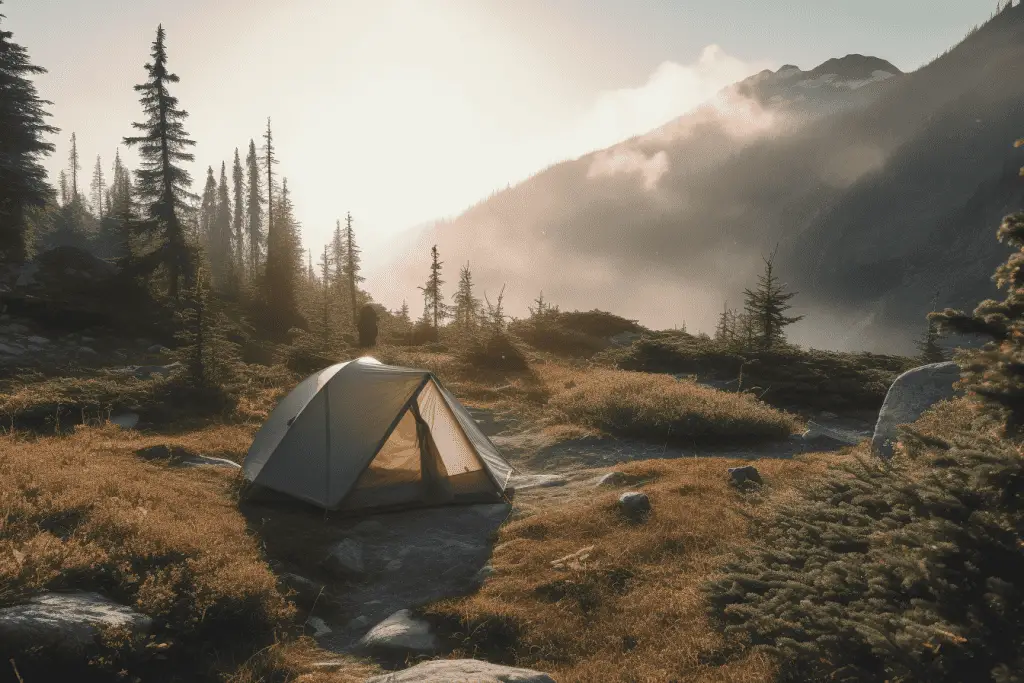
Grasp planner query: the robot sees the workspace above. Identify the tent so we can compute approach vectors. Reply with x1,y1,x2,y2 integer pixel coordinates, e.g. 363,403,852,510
242,357,514,512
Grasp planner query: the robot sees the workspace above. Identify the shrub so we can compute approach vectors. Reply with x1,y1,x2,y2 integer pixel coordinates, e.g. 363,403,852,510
548,368,799,444
456,332,530,372
597,334,915,411
705,397,1024,682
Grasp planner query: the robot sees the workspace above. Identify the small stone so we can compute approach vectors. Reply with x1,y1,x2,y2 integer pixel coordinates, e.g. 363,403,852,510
618,492,651,520
728,466,763,486
476,565,497,582
77,346,97,355
596,471,628,487
357,609,438,656
385,559,403,572
26,335,50,345
305,616,332,637
148,344,169,354
80,336,95,343
323,538,365,578
347,615,370,629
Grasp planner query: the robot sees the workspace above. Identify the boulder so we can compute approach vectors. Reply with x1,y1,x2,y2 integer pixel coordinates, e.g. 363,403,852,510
0,591,152,656
356,609,439,657
871,361,961,458
728,466,762,486
305,616,332,637
26,335,50,346
595,471,628,487
323,538,365,578
365,659,556,683
618,492,651,520
110,413,140,430
802,421,862,447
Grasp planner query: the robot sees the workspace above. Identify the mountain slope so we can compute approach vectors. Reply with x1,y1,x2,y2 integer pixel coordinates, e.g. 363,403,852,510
384,4,1024,353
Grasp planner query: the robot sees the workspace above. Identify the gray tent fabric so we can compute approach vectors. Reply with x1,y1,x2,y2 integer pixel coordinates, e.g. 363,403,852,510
242,357,513,511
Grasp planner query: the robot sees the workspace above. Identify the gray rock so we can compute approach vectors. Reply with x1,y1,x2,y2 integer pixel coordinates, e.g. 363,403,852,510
80,336,95,343
0,592,152,655
77,346,98,355
14,262,38,287
279,572,325,608
347,615,371,629
385,559,403,572
802,421,862,446
148,344,169,354
475,565,497,582
357,609,438,656
305,616,332,637
366,659,555,683
109,413,140,430
728,466,763,486
872,361,961,458
26,335,50,346
1,323,29,334
323,538,365,578
618,491,651,519
595,471,628,487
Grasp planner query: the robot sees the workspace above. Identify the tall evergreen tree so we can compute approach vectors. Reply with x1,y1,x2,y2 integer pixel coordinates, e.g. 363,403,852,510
58,170,68,207
231,148,245,282
742,246,803,350
90,155,104,220
317,243,333,348
264,175,300,331
245,139,263,277
199,166,216,246
340,212,363,329
263,117,276,252
123,24,197,298
68,132,80,202
101,149,135,260
452,262,481,331
418,244,448,330
212,161,234,294
0,5,58,263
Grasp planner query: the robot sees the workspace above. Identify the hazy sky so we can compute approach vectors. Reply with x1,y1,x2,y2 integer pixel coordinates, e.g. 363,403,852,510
5,0,991,283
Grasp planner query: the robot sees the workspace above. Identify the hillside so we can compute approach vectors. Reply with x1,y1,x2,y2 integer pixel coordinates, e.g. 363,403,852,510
382,4,1024,353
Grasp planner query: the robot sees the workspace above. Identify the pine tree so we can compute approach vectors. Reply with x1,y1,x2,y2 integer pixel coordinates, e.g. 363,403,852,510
0,6,58,263
245,139,263,276
231,148,245,283
199,166,216,246
68,132,80,203
483,284,507,335
340,212,363,329
58,170,68,207
263,118,276,253
742,246,803,350
123,24,197,298
330,218,348,324
90,155,104,221
213,161,234,294
174,260,240,388
933,209,1024,432
714,302,732,343
317,243,333,349
418,244,449,331
103,149,135,261
452,262,481,332
264,172,300,333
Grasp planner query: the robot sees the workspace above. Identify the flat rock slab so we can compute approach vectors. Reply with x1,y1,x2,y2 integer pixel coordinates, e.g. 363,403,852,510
366,659,556,682
872,361,961,458
0,591,151,655
357,609,438,657
249,503,510,654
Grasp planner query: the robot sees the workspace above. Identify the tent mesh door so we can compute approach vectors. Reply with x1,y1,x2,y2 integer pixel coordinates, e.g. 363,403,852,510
349,408,422,496
417,381,494,496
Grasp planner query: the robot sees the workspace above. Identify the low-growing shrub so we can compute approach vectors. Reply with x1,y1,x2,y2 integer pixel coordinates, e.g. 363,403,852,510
456,332,530,372
548,367,799,444
705,398,1024,682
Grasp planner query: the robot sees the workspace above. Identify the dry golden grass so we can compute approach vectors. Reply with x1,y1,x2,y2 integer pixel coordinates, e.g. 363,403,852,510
424,453,843,683
225,637,381,683
0,423,293,677
547,368,802,444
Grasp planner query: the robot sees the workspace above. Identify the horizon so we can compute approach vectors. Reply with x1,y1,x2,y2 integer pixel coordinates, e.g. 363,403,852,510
5,0,994,320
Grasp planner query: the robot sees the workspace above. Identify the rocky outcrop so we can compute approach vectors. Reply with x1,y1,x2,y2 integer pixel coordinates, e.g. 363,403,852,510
871,361,961,458
365,659,556,682
356,609,439,657
0,592,152,656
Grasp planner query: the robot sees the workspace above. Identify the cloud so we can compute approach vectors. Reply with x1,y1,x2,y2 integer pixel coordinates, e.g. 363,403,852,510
565,45,776,158
587,148,670,190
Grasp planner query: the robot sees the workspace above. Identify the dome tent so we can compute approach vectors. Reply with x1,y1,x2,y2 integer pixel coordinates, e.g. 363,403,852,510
242,357,514,512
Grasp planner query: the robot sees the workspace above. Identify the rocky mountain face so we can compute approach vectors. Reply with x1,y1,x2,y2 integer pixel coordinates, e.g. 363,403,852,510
384,4,1024,353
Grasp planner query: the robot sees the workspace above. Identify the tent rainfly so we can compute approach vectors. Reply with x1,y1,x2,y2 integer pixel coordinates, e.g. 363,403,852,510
242,357,514,512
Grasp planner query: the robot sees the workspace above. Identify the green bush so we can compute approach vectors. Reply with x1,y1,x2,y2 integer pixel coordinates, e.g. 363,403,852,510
596,333,915,411
705,398,1024,682
456,332,529,371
